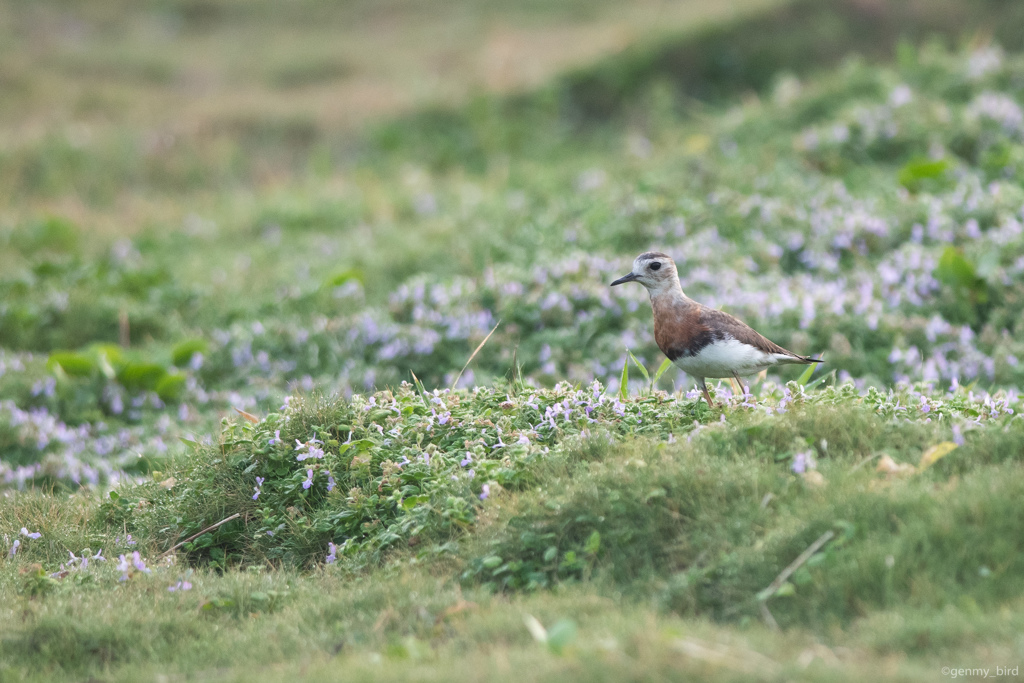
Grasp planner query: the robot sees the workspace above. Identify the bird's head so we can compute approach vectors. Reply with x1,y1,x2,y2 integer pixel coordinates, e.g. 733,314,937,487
610,251,679,294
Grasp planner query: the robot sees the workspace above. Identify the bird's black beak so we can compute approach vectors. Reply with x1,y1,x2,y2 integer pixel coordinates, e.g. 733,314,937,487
610,272,638,286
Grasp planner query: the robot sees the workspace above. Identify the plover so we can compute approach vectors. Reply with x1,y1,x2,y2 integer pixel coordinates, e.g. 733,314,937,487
611,251,822,406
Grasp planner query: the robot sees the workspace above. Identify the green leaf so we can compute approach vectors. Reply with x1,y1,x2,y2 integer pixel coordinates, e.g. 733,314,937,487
935,247,980,290
47,351,95,377
626,350,650,382
618,355,629,400
481,555,503,569
797,362,818,387
804,369,834,391
545,619,577,655
155,373,187,401
898,157,951,192
652,357,674,385
583,530,601,556
774,581,796,598
324,268,364,287
543,546,558,562
171,339,208,367
117,362,168,391
401,494,429,510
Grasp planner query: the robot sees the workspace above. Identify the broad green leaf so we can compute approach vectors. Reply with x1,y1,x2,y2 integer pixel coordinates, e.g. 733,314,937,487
117,362,168,391
47,351,95,377
898,157,951,192
155,373,187,401
935,247,981,291
545,619,578,655
171,339,208,367
401,494,429,510
583,530,601,555
324,268,364,287
618,355,629,400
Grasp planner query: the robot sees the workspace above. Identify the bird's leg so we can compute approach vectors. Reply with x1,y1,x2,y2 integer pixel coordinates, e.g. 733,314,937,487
699,380,715,408
732,373,750,402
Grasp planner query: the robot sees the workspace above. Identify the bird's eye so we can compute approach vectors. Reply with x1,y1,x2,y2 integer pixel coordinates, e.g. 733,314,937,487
649,262,662,271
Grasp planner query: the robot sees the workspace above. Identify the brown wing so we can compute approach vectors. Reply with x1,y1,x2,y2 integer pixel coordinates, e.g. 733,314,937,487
651,296,822,363
698,307,819,363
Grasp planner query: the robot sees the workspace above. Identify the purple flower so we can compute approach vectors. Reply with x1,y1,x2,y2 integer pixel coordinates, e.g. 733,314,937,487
296,444,325,462
116,554,130,581
952,424,965,446
20,527,41,539
92,549,106,562
302,469,314,490
791,451,815,474
327,473,336,492
268,430,280,446
168,580,192,592
115,534,136,547
479,484,490,501
467,469,476,479
131,551,150,574
397,456,410,468
253,476,264,501
460,453,473,467
325,542,337,564
9,539,20,558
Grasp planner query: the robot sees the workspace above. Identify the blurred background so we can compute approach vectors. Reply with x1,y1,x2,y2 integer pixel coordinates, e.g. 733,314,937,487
3,0,1024,484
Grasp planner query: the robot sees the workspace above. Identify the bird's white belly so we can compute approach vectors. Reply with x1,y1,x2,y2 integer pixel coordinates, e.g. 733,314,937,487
671,338,776,378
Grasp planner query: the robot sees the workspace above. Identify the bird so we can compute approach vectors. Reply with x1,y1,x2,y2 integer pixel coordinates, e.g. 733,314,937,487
610,251,822,407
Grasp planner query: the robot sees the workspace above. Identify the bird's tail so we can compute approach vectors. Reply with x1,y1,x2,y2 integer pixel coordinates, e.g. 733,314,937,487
776,353,824,365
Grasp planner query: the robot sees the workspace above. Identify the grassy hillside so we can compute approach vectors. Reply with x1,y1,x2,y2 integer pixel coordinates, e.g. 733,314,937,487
3,0,1024,680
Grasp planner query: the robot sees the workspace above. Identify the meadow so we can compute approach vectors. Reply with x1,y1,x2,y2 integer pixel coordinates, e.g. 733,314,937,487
3,0,1024,680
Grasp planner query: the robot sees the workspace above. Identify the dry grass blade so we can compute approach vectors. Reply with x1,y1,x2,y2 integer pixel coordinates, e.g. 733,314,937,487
449,320,500,391
234,407,260,424
757,530,835,629
160,513,241,557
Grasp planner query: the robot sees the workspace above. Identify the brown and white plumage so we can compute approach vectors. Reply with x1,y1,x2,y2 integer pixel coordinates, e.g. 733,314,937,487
611,251,822,406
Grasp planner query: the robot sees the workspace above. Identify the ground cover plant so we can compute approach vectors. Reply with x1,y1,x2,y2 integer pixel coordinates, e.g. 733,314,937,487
3,0,1024,680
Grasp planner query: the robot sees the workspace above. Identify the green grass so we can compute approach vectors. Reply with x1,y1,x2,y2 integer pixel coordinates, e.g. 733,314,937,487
5,0,1024,679
4,383,1024,681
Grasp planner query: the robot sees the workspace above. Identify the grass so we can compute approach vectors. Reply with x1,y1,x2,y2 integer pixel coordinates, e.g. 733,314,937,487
4,384,1024,681
4,0,1024,679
